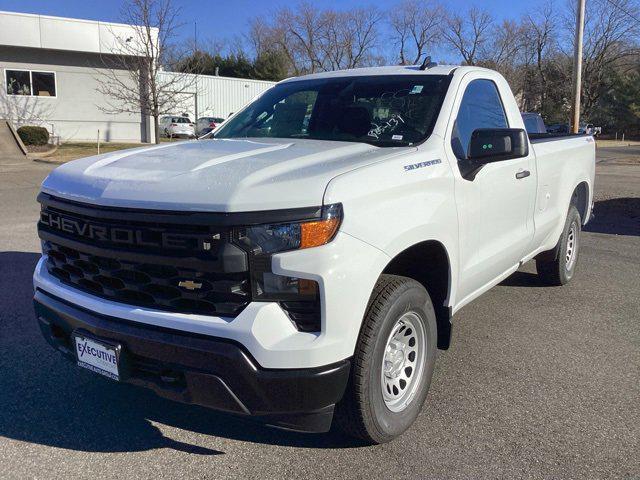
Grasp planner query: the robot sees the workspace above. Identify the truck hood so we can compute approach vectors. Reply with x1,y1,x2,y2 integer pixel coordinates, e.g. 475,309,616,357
42,138,409,212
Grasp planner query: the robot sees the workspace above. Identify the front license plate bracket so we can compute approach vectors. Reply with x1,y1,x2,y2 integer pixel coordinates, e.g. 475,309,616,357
73,331,122,381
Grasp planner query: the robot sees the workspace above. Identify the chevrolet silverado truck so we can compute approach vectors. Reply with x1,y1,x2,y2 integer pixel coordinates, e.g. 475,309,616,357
33,64,595,443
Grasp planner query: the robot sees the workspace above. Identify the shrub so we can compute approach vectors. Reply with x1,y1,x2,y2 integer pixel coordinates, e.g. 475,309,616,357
17,126,49,146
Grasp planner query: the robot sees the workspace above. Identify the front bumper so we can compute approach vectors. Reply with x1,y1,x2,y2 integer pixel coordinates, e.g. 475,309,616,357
34,289,351,432
34,227,390,369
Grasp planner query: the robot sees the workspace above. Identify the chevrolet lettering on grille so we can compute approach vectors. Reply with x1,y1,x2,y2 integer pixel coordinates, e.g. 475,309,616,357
40,210,215,251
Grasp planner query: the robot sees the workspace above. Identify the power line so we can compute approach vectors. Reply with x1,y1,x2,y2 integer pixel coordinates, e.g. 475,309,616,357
602,0,640,26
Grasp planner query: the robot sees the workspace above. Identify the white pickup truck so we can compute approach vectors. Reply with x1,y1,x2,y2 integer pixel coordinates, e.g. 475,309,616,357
33,64,595,443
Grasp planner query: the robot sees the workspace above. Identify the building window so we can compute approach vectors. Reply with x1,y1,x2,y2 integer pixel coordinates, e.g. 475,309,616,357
32,72,56,97
5,70,56,97
6,70,31,95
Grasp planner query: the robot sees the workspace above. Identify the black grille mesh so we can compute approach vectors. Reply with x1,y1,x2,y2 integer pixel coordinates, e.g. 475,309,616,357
44,241,250,316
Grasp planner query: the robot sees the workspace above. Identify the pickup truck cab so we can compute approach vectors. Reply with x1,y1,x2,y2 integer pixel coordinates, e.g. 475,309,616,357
34,65,595,443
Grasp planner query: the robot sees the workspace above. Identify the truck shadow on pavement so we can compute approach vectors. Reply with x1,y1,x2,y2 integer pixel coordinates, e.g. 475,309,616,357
0,252,365,454
584,198,640,236
500,197,639,288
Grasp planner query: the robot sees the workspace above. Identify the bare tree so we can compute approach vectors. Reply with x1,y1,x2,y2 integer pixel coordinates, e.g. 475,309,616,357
248,2,383,75
443,6,494,65
247,18,270,57
389,0,444,65
96,0,199,143
473,19,528,94
321,8,383,70
483,20,525,67
570,0,640,117
518,2,559,111
279,3,328,74
244,0,640,134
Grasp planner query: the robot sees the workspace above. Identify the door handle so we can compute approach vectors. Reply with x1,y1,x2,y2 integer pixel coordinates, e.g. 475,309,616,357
516,170,530,179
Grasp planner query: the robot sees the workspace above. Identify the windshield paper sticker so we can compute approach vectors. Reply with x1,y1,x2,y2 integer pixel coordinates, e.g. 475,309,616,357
404,159,442,171
368,114,405,139
410,85,424,94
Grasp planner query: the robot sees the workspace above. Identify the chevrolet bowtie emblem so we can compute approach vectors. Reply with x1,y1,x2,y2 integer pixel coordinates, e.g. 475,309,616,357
178,280,203,290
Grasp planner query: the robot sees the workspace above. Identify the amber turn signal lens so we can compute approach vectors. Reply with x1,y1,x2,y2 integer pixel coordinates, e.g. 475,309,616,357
300,217,340,249
297,278,319,296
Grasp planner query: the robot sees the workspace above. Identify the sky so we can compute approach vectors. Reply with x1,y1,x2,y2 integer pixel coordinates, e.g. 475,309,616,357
0,0,533,61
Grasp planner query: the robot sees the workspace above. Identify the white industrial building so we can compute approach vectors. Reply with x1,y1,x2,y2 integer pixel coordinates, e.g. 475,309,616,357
0,10,275,143
158,71,276,124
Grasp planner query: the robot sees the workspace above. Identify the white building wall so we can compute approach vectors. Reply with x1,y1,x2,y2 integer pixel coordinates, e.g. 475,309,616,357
0,10,157,142
0,46,147,142
159,71,275,121
196,74,275,119
0,10,158,56
0,10,275,143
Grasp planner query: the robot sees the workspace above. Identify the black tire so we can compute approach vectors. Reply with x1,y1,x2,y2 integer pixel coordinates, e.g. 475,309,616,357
536,205,582,286
335,274,437,444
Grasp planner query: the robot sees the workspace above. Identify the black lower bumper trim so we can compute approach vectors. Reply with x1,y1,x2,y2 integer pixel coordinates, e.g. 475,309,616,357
34,289,351,433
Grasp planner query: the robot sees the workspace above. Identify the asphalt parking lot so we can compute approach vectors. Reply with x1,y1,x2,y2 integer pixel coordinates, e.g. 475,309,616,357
0,147,638,479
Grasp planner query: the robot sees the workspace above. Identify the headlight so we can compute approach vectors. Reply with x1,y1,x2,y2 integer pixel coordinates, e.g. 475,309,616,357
239,204,342,332
239,203,342,254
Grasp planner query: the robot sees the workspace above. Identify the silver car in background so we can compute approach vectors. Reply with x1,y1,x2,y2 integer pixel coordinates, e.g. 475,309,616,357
159,116,196,138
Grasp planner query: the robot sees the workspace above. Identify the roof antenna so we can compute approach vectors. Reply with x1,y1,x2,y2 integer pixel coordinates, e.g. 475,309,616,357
419,55,437,70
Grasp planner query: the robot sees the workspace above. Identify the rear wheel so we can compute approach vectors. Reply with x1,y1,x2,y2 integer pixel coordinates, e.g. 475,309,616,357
335,274,437,444
536,205,582,285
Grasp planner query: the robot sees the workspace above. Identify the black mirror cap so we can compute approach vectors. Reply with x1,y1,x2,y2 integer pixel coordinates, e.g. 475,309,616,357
468,128,528,162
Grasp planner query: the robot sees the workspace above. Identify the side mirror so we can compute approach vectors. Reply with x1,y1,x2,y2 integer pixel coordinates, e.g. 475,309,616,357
468,128,528,163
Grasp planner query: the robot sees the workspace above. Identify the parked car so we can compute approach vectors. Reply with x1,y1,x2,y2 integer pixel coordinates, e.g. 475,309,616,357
521,112,546,134
196,116,226,136
159,116,195,138
34,64,595,444
579,123,601,136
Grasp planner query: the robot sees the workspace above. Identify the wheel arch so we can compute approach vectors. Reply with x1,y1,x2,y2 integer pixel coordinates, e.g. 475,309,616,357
571,181,590,225
381,240,453,350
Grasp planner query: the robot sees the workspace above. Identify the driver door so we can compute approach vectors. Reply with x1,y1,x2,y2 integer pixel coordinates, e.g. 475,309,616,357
446,76,536,302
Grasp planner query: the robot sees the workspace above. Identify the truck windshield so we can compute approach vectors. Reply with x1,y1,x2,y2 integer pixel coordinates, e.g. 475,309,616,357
214,75,451,147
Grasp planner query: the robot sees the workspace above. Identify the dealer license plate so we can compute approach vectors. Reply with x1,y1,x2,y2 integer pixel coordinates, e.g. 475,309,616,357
73,334,121,381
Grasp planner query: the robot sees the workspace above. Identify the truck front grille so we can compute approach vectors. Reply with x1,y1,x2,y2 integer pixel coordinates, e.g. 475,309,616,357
43,242,250,316
38,195,251,317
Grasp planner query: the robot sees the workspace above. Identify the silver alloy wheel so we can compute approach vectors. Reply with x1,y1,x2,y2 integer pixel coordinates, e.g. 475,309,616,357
381,311,427,413
565,222,578,271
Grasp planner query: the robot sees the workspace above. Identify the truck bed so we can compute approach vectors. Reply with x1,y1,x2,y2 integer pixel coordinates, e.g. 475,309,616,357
528,132,590,143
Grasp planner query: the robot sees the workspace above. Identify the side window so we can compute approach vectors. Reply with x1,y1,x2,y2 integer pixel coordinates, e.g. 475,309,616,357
451,79,508,160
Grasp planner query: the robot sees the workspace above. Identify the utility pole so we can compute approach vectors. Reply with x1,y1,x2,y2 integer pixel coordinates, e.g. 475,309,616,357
570,0,586,133
194,21,199,122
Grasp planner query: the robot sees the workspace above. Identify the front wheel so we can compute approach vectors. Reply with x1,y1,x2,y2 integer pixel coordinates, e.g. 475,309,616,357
335,274,437,444
536,205,582,285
